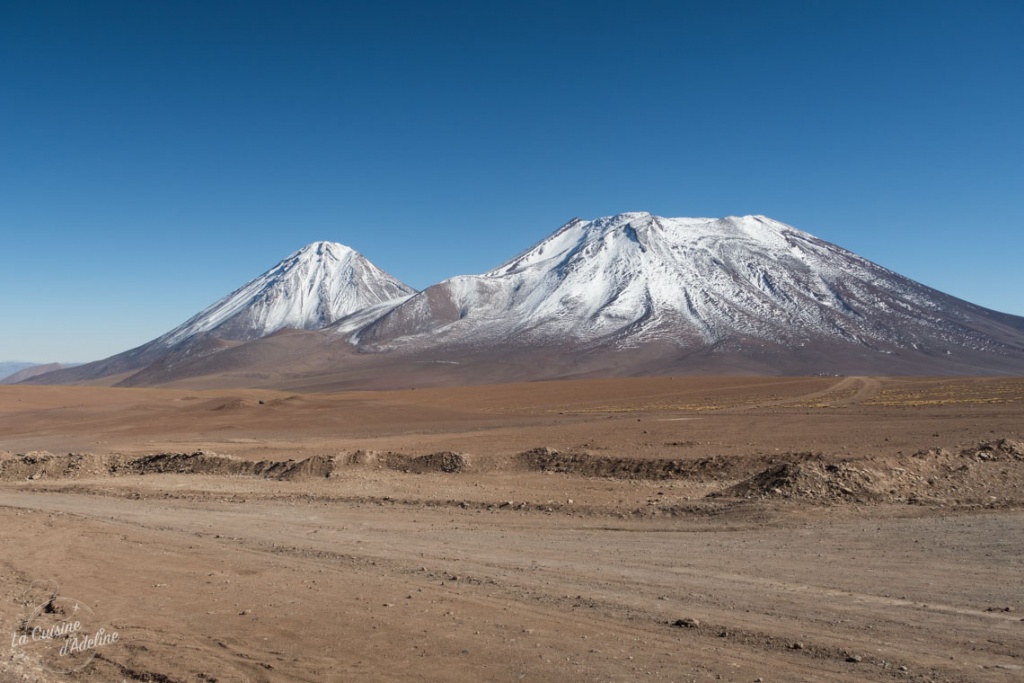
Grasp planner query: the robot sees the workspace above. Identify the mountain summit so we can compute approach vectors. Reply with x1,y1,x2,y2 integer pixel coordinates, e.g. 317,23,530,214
158,241,414,347
32,241,415,384
337,212,1024,375
25,215,1024,388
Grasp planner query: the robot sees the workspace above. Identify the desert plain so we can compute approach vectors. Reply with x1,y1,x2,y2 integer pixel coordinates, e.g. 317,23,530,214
1,375,1023,682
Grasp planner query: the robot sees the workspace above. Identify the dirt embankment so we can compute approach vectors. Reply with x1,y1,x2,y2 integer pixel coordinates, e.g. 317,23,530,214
516,447,749,479
0,449,468,482
4,440,1023,510
718,438,1024,505
517,440,1024,507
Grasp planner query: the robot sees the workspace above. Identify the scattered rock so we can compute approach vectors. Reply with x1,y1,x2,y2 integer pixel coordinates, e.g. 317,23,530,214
672,618,700,629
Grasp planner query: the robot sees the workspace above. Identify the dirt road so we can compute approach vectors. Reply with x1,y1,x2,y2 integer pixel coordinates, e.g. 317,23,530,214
2,485,1023,683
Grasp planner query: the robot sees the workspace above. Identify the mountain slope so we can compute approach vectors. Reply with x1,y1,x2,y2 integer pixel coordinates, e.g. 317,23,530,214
27,242,415,385
338,213,1024,373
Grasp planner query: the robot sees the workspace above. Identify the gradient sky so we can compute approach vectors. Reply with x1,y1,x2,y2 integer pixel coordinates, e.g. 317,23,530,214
2,0,1022,363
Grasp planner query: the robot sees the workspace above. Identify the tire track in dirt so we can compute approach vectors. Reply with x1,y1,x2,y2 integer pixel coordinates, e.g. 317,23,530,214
724,376,882,411
829,377,882,406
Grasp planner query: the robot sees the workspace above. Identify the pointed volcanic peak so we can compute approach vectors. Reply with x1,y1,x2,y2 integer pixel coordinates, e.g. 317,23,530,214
25,241,415,386
157,241,415,347
343,212,1024,375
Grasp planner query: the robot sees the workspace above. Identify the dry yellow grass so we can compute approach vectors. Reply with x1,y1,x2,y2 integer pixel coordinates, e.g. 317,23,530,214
863,378,1024,407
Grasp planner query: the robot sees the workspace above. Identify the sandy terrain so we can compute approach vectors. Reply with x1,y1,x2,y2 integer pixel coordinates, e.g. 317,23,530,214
1,376,1023,682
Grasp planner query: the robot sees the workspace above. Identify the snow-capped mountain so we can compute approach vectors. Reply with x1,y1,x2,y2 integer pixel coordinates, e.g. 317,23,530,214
24,215,1024,388
158,241,414,346
341,212,1024,367
27,241,415,385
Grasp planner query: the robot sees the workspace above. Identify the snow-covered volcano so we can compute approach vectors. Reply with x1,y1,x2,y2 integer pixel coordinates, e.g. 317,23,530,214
342,213,1024,367
158,241,414,346
24,214,1024,387
29,241,415,385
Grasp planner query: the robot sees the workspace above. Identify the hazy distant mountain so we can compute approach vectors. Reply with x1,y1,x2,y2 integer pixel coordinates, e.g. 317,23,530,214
0,362,39,382
28,242,415,385
1,363,79,384
25,215,1024,388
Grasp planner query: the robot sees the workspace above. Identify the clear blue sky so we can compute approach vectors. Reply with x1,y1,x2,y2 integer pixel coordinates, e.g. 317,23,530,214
2,0,1022,363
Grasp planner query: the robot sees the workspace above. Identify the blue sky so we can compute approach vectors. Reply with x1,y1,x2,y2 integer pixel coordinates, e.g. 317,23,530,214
2,0,1022,363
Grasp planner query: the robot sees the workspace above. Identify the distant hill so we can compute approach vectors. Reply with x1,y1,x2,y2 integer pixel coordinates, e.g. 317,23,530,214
2,363,68,384
0,362,37,382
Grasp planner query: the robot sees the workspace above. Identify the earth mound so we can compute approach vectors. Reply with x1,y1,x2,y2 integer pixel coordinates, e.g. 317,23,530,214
715,439,1024,505
515,447,768,480
0,449,469,482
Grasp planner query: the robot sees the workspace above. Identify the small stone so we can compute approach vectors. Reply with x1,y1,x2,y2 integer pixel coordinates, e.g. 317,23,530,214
791,642,804,650
846,655,862,663
672,618,700,629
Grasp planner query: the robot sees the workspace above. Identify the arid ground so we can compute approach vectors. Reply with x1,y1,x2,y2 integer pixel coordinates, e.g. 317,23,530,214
1,376,1023,682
